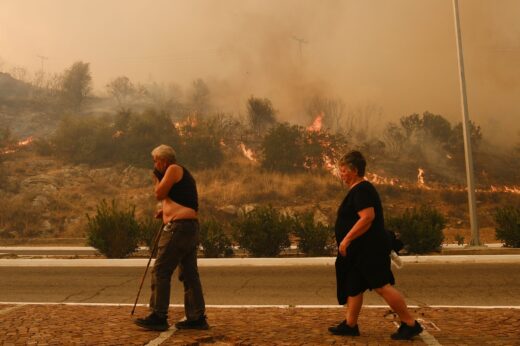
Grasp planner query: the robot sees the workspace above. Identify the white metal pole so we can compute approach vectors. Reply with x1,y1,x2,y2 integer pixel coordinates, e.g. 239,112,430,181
452,0,481,246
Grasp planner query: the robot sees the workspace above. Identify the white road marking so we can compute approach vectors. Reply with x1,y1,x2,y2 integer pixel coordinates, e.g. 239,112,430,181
1,255,520,267
144,327,177,346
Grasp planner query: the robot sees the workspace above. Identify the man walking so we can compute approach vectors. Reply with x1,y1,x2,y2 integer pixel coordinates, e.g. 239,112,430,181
134,144,208,331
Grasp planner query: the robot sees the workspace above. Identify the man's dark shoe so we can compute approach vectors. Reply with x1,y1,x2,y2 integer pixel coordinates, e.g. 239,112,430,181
391,320,423,340
174,315,209,330
134,313,169,331
328,320,360,336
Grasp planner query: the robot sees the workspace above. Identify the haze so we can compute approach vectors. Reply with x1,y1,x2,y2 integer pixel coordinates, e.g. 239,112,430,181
1,0,519,146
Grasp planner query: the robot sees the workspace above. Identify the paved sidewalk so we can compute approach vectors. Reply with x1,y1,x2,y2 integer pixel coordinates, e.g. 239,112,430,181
0,304,518,345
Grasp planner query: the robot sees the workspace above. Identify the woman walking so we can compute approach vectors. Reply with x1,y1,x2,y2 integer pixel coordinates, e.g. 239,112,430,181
329,150,422,340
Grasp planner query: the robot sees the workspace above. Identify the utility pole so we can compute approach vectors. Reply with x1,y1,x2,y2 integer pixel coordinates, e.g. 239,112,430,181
36,55,49,72
292,36,308,62
452,0,481,246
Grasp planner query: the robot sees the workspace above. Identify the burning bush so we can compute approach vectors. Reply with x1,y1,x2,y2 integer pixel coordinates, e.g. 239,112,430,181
386,205,446,254
233,205,292,257
260,122,345,174
86,199,140,258
494,206,520,248
199,218,234,258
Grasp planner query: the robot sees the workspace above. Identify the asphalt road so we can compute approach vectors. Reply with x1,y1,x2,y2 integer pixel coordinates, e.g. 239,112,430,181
1,263,519,306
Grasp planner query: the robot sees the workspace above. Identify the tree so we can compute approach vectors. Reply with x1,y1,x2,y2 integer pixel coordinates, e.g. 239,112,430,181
383,123,406,158
106,76,136,109
190,78,211,117
247,96,276,136
421,111,452,144
305,95,346,133
261,123,304,172
399,113,421,140
446,121,482,159
61,61,92,111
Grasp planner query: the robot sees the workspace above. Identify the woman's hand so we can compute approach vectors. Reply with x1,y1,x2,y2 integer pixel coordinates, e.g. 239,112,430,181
339,238,350,257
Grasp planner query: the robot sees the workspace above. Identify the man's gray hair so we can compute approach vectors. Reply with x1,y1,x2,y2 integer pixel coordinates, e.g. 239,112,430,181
151,144,177,163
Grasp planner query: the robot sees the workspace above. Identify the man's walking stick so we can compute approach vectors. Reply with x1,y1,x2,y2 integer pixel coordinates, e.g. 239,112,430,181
131,223,163,316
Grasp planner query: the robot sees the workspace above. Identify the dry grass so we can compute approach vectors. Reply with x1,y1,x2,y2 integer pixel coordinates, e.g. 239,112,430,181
1,149,519,243
197,159,343,207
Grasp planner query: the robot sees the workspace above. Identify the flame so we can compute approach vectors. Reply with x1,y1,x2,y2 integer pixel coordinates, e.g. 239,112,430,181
173,116,198,136
366,172,399,186
307,112,324,132
112,130,124,138
1,136,34,154
323,156,340,177
417,168,425,185
240,143,257,162
482,185,520,194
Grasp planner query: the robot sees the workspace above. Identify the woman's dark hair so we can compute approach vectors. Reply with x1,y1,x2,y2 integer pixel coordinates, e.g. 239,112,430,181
339,150,366,177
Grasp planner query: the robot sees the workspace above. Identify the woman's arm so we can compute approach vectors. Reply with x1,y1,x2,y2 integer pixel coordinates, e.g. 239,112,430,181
339,207,375,256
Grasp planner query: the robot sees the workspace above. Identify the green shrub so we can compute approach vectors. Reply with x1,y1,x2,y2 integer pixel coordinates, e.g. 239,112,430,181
86,200,140,258
261,123,305,173
294,212,334,256
179,132,224,170
138,215,163,249
494,206,520,247
52,115,115,164
386,205,446,254
233,205,292,257
199,218,234,258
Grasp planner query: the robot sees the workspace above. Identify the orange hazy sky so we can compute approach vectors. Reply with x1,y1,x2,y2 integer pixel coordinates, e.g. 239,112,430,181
0,0,519,146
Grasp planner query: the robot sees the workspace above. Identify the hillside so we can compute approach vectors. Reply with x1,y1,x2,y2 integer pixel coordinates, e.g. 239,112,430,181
0,145,515,245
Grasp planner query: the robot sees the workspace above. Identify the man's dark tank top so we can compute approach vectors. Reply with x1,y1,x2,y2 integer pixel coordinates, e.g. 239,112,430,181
154,165,198,211
168,165,198,211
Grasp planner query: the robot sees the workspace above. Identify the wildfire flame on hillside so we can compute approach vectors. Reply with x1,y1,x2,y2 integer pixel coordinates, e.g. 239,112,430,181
240,142,257,162
1,136,34,155
307,112,324,132
173,116,198,136
417,168,431,189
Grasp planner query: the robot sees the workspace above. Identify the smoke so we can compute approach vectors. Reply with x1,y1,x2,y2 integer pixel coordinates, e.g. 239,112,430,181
0,0,518,146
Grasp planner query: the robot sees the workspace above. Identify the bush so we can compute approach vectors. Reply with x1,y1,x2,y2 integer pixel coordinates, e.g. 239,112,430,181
494,206,520,247
86,200,140,258
386,205,446,254
138,215,163,249
52,115,115,164
179,131,224,169
233,205,292,257
199,218,234,258
261,123,305,173
294,212,334,256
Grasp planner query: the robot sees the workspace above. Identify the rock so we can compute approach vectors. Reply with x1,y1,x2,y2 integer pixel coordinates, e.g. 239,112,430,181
120,166,150,188
218,205,238,215
240,203,258,215
32,195,50,208
21,175,59,194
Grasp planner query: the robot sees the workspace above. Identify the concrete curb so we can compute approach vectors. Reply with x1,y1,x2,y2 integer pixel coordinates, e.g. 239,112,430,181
1,255,520,267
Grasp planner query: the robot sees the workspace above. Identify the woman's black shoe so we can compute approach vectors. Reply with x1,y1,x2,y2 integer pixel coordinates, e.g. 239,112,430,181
328,320,360,336
134,313,169,331
391,320,423,340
